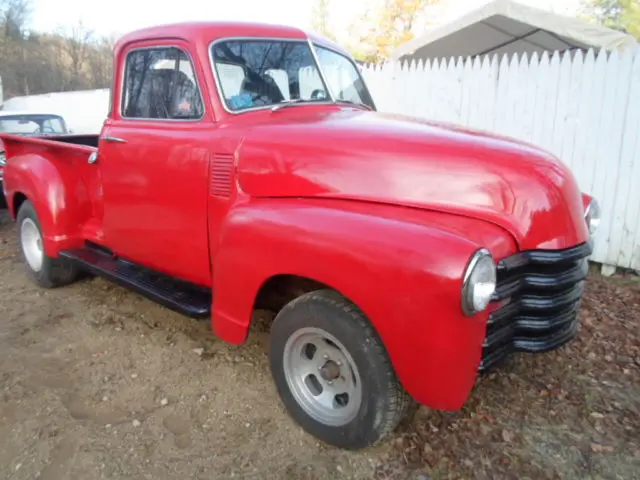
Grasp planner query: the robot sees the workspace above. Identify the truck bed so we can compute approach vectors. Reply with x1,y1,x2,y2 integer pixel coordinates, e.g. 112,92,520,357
44,134,100,148
0,133,99,159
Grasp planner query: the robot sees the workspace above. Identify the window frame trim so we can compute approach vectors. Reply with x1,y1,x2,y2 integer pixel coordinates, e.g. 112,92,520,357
208,36,336,115
119,44,207,122
311,43,377,111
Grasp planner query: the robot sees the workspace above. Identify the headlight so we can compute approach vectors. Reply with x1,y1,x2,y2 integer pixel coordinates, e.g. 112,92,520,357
461,248,497,316
0,150,5,166
585,198,601,238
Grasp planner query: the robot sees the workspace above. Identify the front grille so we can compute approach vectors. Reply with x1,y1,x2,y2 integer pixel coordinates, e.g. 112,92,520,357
479,242,592,372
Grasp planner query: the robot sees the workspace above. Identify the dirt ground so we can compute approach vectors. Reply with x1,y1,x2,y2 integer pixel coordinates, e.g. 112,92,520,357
0,209,638,480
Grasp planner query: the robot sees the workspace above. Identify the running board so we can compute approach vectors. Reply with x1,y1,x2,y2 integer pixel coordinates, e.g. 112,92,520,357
59,247,211,319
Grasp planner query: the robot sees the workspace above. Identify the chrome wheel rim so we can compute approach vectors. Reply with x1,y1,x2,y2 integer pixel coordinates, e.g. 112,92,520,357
20,218,44,272
283,327,362,427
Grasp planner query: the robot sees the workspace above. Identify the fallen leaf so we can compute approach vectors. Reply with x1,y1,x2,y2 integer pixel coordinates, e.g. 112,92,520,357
502,429,514,442
591,443,614,453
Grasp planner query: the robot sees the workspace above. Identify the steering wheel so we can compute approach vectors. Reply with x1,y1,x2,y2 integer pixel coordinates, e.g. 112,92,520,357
311,89,327,100
240,73,284,107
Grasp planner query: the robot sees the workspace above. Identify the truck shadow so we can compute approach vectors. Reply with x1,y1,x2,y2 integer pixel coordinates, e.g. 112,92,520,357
0,210,12,232
0,211,17,263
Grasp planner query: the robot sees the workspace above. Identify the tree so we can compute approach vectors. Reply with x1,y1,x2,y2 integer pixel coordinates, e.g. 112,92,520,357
0,0,30,39
348,0,440,63
582,0,640,39
0,0,115,99
87,34,116,89
61,21,94,90
0,0,32,95
311,0,335,40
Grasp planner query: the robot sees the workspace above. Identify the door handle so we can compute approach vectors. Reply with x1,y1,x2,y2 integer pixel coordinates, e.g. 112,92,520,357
101,135,127,144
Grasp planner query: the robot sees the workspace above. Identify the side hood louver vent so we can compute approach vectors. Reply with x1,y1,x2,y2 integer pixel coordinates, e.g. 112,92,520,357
210,153,235,198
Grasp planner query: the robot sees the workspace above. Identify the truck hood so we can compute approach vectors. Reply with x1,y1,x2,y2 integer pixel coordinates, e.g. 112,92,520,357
236,109,589,250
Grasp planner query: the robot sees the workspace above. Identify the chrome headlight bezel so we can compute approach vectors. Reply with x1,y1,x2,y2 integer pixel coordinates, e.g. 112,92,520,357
585,198,601,239
0,150,6,167
461,248,497,317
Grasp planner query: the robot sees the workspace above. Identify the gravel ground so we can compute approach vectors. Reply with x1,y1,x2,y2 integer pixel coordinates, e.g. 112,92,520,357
0,209,638,480
385,268,640,480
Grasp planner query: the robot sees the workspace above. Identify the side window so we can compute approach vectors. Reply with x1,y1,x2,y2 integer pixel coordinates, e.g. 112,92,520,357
121,47,204,120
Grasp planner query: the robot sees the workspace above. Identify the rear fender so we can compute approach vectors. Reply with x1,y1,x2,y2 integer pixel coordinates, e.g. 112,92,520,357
3,147,92,256
211,198,497,410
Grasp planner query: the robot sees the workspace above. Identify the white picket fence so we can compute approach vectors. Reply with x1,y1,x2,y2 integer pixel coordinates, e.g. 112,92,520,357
362,48,640,272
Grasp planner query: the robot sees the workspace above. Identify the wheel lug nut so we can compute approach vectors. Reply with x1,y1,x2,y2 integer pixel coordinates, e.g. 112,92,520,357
323,354,329,360
336,361,342,366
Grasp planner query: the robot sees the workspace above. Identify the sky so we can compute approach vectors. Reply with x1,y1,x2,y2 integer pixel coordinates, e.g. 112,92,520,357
29,0,584,41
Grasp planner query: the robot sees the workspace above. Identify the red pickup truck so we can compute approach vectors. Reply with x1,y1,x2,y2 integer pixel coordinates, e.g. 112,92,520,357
0,21,601,449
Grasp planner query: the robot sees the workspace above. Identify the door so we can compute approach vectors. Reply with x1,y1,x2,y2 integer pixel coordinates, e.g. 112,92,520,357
98,44,212,287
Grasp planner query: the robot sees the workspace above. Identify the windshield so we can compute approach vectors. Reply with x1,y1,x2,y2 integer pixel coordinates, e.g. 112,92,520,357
0,114,67,134
210,39,374,112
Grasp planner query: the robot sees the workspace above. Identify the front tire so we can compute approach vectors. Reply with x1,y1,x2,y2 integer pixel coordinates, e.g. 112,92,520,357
17,200,79,288
269,290,411,449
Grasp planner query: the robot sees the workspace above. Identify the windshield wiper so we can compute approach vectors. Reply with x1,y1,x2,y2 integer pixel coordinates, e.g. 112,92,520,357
271,98,373,112
271,99,310,112
333,99,373,111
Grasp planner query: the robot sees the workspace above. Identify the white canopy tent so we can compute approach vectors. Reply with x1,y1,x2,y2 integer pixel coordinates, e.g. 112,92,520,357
391,0,637,62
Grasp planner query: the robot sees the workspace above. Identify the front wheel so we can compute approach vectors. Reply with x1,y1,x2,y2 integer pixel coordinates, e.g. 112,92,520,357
269,290,411,449
17,200,79,288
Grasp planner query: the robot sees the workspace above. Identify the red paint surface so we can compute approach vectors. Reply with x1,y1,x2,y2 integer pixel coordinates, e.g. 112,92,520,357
0,22,591,411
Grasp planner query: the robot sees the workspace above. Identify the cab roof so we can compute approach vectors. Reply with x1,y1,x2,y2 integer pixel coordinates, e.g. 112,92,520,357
115,21,349,56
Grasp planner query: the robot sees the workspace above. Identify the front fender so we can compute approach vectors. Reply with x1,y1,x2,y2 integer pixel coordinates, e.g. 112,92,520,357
211,198,503,410
4,149,92,256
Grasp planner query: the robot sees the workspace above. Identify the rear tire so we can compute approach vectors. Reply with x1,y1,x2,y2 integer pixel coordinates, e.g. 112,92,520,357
269,289,411,450
17,200,79,288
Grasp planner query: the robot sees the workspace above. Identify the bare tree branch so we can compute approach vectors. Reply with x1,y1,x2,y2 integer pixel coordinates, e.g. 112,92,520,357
0,3,114,99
